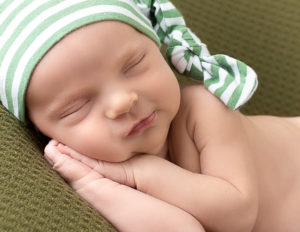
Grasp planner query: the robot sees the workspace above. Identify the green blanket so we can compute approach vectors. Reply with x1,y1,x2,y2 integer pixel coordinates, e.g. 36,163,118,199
1,0,299,231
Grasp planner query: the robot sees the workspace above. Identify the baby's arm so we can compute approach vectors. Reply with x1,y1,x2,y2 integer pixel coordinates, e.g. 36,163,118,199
91,86,259,232
45,140,204,232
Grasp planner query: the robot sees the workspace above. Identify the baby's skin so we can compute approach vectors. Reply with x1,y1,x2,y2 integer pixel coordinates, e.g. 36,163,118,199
25,20,300,232
45,85,300,232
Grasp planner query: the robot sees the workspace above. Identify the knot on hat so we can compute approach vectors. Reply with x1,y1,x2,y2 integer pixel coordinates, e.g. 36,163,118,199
136,0,258,110
165,25,258,109
166,25,210,74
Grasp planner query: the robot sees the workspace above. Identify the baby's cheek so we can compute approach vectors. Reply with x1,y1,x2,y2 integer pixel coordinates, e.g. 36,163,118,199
73,135,128,162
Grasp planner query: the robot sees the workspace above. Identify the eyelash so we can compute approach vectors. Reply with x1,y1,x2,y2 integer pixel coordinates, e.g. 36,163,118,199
60,100,89,119
124,53,145,73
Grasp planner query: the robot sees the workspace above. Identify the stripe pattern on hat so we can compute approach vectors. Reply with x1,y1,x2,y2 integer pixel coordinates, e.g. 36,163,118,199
135,0,258,110
0,0,160,122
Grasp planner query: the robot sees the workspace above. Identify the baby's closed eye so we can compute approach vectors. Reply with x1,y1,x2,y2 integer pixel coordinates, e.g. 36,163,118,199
123,53,146,76
60,98,90,119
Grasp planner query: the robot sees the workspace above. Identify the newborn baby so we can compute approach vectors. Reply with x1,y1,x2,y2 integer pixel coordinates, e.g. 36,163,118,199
37,21,300,232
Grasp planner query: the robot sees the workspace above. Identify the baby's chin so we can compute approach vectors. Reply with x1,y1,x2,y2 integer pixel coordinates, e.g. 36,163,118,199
137,137,169,159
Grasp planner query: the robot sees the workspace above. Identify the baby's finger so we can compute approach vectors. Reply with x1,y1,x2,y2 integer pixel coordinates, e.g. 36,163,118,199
45,143,93,183
94,161,136,188
57,143,98,169
54,143,136,187
48,139,59,146
44,140,61,166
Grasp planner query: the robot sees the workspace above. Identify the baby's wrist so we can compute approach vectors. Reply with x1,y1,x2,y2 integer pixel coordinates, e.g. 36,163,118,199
130,155,167,194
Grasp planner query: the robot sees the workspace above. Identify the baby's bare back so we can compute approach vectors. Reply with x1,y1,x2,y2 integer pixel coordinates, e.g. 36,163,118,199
242,115,300,231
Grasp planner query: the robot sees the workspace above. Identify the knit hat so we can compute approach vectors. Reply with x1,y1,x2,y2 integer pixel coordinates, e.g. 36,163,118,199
0,0,258,122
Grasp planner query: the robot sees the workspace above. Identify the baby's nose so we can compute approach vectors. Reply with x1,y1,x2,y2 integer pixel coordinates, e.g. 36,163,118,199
105,91,138,119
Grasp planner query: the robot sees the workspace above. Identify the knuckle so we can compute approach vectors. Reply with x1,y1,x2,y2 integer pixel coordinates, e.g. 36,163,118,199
53,155,68,170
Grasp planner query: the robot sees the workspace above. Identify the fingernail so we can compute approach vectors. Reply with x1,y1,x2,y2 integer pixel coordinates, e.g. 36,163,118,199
44,154,54,166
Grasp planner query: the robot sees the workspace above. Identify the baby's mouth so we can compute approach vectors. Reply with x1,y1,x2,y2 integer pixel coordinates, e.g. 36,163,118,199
127,112,156,137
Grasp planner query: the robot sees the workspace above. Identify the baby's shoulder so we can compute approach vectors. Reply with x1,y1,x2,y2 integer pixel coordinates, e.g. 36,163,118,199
177,84,243,146
171,84,226,149
180,84,213,105
179,84,233,121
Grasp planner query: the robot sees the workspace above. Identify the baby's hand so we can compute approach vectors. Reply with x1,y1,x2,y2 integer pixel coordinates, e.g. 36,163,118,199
44,139,140,217
44,140,106,190
45,140,175,196
44,140,205,232
44,140,138,189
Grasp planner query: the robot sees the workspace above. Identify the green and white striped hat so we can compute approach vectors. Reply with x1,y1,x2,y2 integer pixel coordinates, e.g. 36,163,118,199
0,0,258,123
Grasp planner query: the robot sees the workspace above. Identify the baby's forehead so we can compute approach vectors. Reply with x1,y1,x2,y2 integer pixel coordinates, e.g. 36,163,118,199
34,21,147,74
28,22,150,99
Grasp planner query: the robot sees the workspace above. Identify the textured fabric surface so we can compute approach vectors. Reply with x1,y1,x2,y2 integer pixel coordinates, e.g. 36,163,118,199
0,0,299,231
0,104,117,231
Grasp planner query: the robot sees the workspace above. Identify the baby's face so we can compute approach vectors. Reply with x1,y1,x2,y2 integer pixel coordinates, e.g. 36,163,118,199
26,21,180,162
